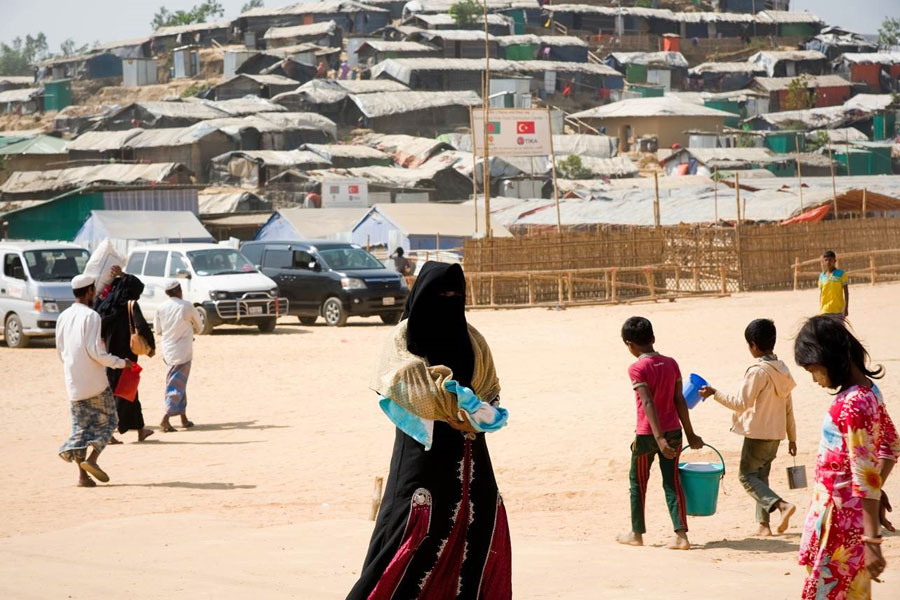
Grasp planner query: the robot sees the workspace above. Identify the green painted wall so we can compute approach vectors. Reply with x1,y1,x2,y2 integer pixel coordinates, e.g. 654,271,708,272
504,44,535,61
704,100,741,128
43,79,72,112
873,113,896,141
764,133,805,153
625,64,647,84
6,192,104,241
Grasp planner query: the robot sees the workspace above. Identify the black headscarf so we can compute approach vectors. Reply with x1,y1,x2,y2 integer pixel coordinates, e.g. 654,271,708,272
402,261,474,387
96,273,145,318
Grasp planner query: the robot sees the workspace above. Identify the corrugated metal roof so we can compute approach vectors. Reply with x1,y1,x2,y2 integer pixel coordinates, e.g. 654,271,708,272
756,10,824,25
571,96,735,120
838,52,900,65
241,1,387,17
362,203,511,238
752,74,851,92
689,61,765,75
608,52,688,69
302,143,392,161
0,88,41,103
349,90,481,118
214,150,332,168
413,29,497,42
263,21,337,40
0,135,67,155
94,37,151,51
358,41,437,53
371,57,621,83
68,129,144,152
0,163,188,195
406,13,511,27
153,20,231,37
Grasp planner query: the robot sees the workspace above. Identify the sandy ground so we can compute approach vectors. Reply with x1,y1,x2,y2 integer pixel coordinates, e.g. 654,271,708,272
1,283,899,599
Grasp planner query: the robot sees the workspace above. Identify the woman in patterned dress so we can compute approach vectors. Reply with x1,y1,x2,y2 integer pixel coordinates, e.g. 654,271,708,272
794,316,899,599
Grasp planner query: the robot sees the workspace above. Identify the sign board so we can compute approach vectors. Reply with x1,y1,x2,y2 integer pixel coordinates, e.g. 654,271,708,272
321,177,368,207
471,108,553,157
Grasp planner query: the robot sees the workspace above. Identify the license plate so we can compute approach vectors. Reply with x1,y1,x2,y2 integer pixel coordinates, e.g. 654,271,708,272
248,306,264,315
382,297,396,306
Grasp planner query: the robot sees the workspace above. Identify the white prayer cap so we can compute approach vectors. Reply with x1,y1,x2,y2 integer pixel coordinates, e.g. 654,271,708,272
165,279,181,291
71,274,95,290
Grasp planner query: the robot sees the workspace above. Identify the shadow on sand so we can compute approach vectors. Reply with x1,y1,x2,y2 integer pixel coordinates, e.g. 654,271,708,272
140,439,263,446
701,534,800,554
184,420,289,432
107,481,256,490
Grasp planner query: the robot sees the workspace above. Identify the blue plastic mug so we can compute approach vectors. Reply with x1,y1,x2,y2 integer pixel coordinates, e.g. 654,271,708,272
682,373,709,409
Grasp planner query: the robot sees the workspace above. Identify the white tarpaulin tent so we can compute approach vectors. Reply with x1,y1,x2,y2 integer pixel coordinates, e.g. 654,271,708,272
74,210,214,254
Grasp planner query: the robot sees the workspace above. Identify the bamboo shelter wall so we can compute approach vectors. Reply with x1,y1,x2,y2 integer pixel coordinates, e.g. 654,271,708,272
464,219,900,297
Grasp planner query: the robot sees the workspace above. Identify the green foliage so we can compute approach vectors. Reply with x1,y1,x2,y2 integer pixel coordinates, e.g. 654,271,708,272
180,83,208,98
0,33,49,76
737,133,757,149
806,130,830,153
784,75,816,111
59,38,91,57
449,0,481,26
557,155,591,180
877,17,900,48
241,0,264,12
152,1,225,30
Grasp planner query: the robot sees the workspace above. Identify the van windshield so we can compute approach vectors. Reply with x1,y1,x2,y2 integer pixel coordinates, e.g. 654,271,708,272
186,249,257,276
318,247,384,271
23,249,90,281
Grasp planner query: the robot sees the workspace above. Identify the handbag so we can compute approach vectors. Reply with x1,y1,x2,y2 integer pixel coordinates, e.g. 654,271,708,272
128,300,152,356
114,363,143,402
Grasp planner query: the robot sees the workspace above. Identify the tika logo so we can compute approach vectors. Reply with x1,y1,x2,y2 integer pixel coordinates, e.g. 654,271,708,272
348,185,359,193
486,121,501,134
516,121,536,134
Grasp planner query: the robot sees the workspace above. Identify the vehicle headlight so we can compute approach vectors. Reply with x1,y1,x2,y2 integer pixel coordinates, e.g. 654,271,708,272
341,277,367,290
269,288,279,296
210,291,230,300
34,297,59,313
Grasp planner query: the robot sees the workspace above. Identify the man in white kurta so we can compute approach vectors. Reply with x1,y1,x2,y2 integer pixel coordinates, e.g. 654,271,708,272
57,274,131,487
154,280,202,432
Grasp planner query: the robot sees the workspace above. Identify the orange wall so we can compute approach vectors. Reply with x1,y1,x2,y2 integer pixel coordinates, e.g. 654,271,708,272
850,63,881,89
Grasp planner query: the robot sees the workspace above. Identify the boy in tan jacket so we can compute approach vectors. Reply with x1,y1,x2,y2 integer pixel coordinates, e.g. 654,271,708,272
699,319,798,536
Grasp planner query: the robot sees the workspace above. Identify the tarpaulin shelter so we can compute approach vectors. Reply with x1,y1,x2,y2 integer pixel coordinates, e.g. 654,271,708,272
74,210,214,254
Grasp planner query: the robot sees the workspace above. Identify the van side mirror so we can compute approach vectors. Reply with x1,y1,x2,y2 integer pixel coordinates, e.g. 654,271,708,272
176,269,191,279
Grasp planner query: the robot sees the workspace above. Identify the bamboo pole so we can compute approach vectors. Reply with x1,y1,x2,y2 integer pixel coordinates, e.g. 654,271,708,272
547,106,562,234
713,167,719,223
653,171,660,228
796,150,804,210
482,0,492,237
870,254,876,286
793,257,800,291
436,232,441,253
370,476,384,520
469,106,478,233
862,188,867,219
831,145,839,218
734,172,743,292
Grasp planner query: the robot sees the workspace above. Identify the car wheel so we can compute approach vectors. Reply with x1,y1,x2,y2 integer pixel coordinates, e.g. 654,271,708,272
322,297,348,327
380,312,402,325
257,317,277,333
299,316,317,325
4,314,30,348
195,306,215,335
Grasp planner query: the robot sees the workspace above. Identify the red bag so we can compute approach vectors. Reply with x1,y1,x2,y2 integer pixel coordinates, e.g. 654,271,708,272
114,363,143,402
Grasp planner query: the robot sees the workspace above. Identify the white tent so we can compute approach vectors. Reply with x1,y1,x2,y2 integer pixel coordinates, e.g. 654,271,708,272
74,210,214,254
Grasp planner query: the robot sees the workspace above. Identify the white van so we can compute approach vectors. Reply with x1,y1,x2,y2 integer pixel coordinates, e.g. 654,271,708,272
125,243,288,334
0,242,90,348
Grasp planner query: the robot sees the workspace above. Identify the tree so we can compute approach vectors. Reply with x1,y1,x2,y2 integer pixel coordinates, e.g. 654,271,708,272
151,1,225,30
59,38,90,57
449,0,481,27
784,76,816,111
241,0,264,13
557,155,592,179
877,17,900,49
0,33,49,76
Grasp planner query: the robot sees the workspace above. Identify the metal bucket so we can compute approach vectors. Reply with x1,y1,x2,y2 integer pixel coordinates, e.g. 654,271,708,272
787,465,807,490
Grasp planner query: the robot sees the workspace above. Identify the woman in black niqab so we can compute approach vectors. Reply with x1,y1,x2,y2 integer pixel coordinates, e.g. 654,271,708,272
96,273,155,442
347,262,511,600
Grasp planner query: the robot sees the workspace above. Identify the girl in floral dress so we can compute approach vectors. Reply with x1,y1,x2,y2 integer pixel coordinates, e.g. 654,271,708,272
794,316,899,599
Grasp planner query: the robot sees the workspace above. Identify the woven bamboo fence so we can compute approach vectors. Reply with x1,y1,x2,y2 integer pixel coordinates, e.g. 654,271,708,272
792,249,900,290
463,219,900,302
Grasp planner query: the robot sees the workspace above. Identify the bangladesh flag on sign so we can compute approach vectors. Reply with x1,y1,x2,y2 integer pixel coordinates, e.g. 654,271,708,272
486,121,501,134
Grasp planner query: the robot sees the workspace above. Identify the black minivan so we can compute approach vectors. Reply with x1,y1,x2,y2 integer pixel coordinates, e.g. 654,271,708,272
241,240,408,326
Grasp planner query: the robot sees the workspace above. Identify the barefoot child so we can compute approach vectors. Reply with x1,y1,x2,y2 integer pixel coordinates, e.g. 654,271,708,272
617,317,704,550
698,319,798,536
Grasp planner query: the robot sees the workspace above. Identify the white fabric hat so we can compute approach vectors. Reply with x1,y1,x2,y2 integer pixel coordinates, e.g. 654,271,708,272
165,279,181,291
71,274,95,290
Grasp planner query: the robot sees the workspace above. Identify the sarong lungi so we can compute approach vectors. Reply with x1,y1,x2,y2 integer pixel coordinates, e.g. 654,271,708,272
165,361,191,416
59,389,118,462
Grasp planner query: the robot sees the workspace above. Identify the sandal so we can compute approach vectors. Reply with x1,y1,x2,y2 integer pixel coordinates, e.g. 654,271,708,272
182,421,195,428
108,437,123,445
161,424,177,433
78,477,97,488
79,461,109,483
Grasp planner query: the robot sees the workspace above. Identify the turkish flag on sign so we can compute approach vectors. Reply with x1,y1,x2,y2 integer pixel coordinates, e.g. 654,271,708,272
516,121,536,134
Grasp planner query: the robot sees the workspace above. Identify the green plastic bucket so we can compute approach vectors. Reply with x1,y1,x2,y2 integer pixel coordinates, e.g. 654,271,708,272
678,444,725,517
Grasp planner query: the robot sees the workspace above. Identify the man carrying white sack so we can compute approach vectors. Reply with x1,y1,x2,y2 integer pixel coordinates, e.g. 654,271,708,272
154,279,202,432
57,274,132,487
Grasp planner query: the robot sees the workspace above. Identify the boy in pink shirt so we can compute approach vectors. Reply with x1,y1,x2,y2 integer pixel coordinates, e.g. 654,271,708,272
617,316,704,550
